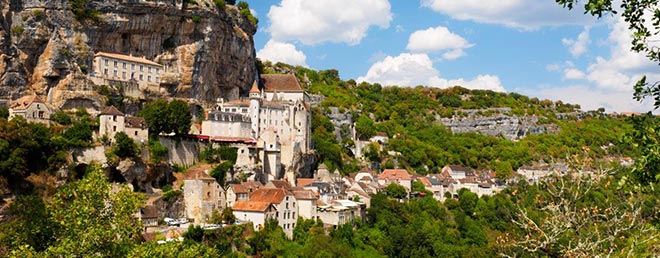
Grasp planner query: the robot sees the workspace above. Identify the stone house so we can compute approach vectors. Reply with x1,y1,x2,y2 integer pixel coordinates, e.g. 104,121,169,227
9,95,53,124
441,165,475,180
226,181,262,208
183,164,225,224
98,106,148,143
316,200,364,227
378,169,413,191
233,188,298,238
92,52,163,89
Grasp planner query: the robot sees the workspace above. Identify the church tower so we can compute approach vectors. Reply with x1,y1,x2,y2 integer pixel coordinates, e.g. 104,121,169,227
249,80,261,138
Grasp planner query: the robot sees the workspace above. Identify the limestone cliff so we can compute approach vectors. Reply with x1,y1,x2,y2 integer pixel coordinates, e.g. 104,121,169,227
0,0,256,110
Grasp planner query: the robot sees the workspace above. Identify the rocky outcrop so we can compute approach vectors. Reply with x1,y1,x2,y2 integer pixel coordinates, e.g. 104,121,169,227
326,107,354,142
0,0,256,109
440,115,554,140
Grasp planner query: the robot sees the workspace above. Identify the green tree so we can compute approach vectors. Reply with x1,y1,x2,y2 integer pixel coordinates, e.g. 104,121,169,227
167,100,192,136
49,111,72,125
0,107,8,119
221,207,236,224
210,161,232,187
113,132,139,158
46,166,144,256
384,183,407,199
355,115,377,140
139,99,169,137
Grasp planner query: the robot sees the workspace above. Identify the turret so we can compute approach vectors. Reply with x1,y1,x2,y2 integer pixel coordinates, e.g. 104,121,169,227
249,80,261,138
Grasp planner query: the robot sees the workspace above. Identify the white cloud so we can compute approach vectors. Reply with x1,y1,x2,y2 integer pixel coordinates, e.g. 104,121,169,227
420,0,590,30
563,68,585,80
562,27,591,57
357,53,506,92
406,26,474,58
529,85,652,113
442,49,466,60
584,17,659,91
267,0,392,45
256,39,308,67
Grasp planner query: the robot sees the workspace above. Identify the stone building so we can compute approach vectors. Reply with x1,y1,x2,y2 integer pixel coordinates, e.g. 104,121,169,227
9,95,53,124
183,164,225,224
98,106,149,143
202,74,312,184
92,52,163,87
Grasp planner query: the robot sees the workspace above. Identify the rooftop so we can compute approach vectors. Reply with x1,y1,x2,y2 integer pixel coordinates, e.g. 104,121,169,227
249,188,291,204
380,169,412,180
100,106,124,116
10,95,45,110
95,52,162,67
125,116,147,129
261,74,304,93
183,163,215,181
232,200,271,212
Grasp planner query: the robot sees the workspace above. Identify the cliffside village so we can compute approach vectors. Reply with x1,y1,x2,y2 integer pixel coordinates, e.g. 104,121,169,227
8,52,581,239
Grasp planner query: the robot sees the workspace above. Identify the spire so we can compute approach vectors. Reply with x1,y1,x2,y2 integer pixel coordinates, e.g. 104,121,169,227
250,80,260,94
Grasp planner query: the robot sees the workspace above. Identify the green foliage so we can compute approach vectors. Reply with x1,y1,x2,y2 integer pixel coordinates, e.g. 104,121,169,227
62,120,93,147
355,115,377,140
0,108,7,119
192,15,201,23
214,0,226,9
10,26,24,36
162,189,182,203
148,139,168,164
49,111,72,125
384,183,407,199
113,132,139,159
236,1,258,24
221,207,236,224
210,161,233,187
68,0,99,21
0,117,63,186
199,144,238,164
127,241,220,258
184,225,204,242
139,99,192,137
1,166,144,256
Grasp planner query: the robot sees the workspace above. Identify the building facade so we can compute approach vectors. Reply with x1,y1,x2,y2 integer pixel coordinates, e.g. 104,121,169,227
98,106,148,143
9,95,53,124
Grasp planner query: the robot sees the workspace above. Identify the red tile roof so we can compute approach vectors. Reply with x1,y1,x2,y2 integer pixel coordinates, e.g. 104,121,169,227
249,188,290,204
266,180,293,190
10,95,45,110
95,52,162,67
292,189,317,200
232,200,271,212
100,106,124,116
380,169,412,180
261,74,304,92
230,181,263,194
296,178,315,187
125,116,147,129
183,164,215,180
417,177,432,187
250,81,261,94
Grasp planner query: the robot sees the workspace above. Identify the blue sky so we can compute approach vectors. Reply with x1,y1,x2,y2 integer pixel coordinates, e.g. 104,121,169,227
249,0,660,113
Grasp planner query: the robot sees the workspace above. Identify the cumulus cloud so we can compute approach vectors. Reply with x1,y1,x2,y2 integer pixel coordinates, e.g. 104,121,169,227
256,40,308,67
420,0,590,30
267,0,392,45
562,27,591,57
357,53,506,92
529,85,652,113
584,17,659,91
563,68,586,80
406,26,474,59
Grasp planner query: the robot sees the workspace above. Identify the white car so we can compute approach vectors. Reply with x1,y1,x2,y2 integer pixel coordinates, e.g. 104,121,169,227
164,217,179,226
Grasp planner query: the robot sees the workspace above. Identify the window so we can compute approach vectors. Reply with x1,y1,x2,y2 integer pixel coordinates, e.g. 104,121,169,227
113,126,116,132
156,68,160,73
113,70,118,76
122,62,126,68
134,131,138,136
105,59,108,65
122,71,126,79
286,203,289,209
147,75,151,82
38,111,44,119
148,67,152,73
103,69,108,75
140,65,143,71
131,64,135,70
113,60,117,67
139,74,143,80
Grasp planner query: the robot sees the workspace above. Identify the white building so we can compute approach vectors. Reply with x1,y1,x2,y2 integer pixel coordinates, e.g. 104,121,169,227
9,95,53,124
232,188,298,238
92,52,163,88
203,74,312,183
182,164,225,224
98,106,148,143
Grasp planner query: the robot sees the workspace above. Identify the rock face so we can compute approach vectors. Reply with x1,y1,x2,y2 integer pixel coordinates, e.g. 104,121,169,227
440,115,553,140
0,0,256,109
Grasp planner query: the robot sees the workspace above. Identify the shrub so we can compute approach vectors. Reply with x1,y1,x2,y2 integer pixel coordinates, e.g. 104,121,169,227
50,111,72,125
113,132,138,159
148,139,168,164
192,15,201,23
11,26,24,36
162,189,181,203
214,0,225,9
